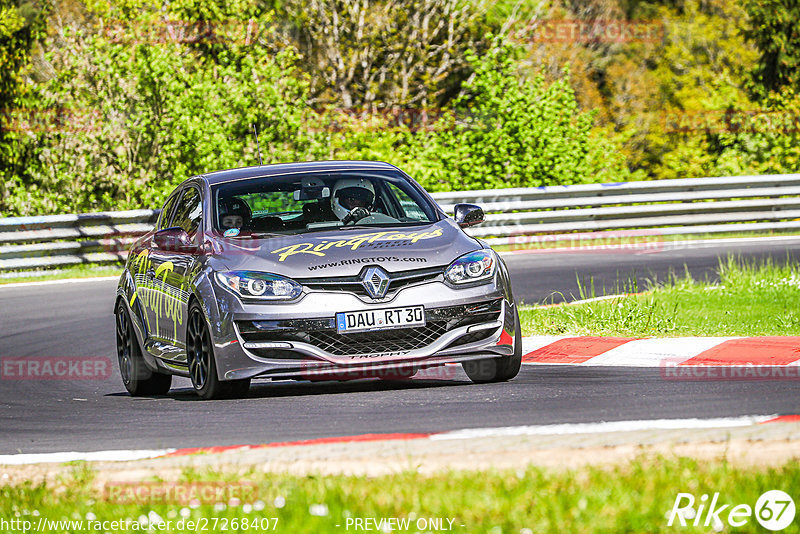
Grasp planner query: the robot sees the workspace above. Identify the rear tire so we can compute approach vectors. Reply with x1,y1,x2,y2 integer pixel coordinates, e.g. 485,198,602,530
462,308,522,383
116,301,172,396
187,302,250,400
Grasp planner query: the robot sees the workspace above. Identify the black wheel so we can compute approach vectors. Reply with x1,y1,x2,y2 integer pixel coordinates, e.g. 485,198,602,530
187,303,250,400
116,301,172,396
462,308,522,383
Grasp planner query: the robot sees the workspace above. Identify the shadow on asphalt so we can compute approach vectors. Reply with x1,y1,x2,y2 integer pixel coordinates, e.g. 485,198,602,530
104,377,470,402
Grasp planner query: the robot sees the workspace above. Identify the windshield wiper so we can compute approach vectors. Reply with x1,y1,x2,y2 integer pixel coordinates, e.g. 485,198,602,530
338,222,429,230
247,232,285,238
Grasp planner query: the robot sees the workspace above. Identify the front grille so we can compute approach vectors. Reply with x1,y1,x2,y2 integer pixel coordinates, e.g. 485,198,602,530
308,322,449,355
298,266,442,298
236,299,502,357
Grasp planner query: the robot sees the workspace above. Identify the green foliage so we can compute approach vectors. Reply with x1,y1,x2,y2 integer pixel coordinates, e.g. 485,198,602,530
744,0,800,98
10,0,800,216
404,42,632,192
0,0,49,212
522,0,800,181
277,0,498,109
0,0,48,101
2,5,630,216
3,7,313,215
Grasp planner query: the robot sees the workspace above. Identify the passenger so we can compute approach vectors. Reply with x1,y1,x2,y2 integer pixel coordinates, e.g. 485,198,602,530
219,198,251,231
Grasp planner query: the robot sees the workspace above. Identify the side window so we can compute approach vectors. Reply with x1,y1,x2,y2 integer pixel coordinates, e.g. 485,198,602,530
157,193,180,230
171,187,203,235
386,183,427,221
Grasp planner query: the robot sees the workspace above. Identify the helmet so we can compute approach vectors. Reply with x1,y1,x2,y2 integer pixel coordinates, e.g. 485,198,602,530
219,197,251,230
331,178,375,221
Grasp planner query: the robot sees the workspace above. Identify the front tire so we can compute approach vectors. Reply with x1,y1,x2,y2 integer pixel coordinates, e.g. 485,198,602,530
116,301,172,396
462,309,522,383
187,303,250,400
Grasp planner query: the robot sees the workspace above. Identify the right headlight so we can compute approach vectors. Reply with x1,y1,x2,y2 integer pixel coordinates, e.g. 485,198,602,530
444,250,496,285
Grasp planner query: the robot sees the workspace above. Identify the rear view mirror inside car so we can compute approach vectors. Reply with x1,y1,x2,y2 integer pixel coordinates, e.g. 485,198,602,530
294,177,330,200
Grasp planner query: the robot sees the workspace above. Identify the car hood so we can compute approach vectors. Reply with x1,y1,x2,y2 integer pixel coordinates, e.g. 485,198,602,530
209,219,480,278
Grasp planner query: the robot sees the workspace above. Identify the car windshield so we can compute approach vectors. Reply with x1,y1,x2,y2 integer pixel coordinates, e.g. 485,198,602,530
212,170,439,236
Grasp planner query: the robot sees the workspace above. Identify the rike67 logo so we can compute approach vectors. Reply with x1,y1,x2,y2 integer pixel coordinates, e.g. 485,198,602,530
668,490,796,531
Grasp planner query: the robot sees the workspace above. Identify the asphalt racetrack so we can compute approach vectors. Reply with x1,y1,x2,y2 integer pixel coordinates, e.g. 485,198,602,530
1,237,799,454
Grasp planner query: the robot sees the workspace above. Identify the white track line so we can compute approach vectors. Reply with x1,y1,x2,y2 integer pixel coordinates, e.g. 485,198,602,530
2,415,790,465
428,415,778,441
0,449,175,466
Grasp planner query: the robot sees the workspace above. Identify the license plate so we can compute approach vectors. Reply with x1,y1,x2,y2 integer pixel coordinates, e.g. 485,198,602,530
336,305,425,334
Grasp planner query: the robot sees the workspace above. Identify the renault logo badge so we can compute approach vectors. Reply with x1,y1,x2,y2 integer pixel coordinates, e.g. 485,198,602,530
362,266,390,298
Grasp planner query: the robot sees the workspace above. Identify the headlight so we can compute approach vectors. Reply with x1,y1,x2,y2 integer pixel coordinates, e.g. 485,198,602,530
444,250,496,285
215,271,302,300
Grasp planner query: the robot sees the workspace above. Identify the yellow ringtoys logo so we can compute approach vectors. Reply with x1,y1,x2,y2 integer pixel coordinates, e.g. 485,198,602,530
130,250,185,341
271,229,443,262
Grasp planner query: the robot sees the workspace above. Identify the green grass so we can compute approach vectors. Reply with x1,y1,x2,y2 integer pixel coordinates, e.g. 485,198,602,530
0,263,123,284
521,257,800,337
1,457,797,533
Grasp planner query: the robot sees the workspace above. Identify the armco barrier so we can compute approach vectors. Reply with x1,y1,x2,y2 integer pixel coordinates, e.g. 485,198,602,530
0,210,158,271
2,173,800,271
430,173,800,245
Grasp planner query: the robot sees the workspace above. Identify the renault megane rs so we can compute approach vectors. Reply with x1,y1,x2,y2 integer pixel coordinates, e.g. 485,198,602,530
115,161,521,399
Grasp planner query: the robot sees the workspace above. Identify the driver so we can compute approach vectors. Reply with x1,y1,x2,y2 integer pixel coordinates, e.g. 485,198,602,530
219,198,251,231
331,178,375,223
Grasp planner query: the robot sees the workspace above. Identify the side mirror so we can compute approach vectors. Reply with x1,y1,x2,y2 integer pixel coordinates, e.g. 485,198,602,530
453,203,484,228
153,227,199,253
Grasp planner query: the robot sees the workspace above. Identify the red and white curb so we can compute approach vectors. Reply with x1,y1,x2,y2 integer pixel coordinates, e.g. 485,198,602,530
521,336,800,367
1,415,798,466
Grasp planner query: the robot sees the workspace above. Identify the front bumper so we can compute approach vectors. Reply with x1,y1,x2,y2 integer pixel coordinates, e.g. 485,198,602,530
207,278,517,381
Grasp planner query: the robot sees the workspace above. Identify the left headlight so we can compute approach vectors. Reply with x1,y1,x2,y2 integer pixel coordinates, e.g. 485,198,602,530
444,250,496,285
215,271,303,301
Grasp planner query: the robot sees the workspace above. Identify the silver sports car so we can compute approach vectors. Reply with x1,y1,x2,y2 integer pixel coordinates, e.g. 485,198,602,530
115,161,521,399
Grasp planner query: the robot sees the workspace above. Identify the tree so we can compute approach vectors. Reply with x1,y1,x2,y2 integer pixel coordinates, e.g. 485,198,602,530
404,41,632,191
279,0,497,110
0,0,48,213
745,0,800,98
2,5,313,215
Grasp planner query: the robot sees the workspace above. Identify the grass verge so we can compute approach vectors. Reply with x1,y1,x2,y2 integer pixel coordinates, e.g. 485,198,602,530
520,257,800,337
1,456,797,533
